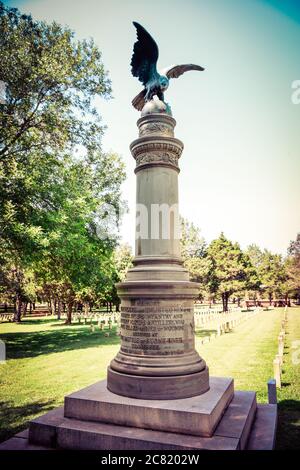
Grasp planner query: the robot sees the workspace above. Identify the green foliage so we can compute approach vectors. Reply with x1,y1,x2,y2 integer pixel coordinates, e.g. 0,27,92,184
0,2,126,322
103,244,133,310
246,244,288,300
0,2,111,161
286,233,300,300
206,233,259,310
180,217,210,299
114,244,133,283
180,217,206,260
0,2,113,258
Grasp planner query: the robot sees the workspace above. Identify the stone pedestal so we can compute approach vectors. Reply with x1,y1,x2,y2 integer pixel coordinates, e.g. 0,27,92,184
107,113,209,399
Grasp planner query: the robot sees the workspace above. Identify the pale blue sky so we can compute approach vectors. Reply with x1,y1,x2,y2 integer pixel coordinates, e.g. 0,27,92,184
5,0,300,254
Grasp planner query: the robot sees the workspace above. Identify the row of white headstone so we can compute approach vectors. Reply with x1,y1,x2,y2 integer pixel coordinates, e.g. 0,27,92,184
273,306,288,389
268,306,288,405
0,313,14,322
72,311,121,331
195,307,262,345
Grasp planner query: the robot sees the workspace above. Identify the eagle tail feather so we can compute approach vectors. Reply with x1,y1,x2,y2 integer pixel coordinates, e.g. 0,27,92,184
132,89,146,111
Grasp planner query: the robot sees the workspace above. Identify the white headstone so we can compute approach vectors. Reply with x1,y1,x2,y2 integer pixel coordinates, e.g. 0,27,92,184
0,340,5,364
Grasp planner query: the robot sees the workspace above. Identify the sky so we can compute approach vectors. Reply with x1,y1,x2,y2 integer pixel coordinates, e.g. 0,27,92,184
4,0,300,255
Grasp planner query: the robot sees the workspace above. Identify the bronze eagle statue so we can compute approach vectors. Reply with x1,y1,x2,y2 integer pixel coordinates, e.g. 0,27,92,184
131,22,205,111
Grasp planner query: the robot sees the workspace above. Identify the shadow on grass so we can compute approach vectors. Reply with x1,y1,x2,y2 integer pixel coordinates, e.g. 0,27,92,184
17,318,57,325
276,400,300,449
1,326,120,359
195,329,217,338
0,398,56,444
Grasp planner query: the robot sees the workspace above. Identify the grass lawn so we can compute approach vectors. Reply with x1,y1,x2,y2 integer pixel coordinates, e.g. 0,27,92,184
0,307,299,449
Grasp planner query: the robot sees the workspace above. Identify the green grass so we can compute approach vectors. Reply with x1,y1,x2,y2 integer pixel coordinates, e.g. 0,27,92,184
195,307,300,449
0,318,120,443
275,309,300,449
195,309,283,403
0,308,299,448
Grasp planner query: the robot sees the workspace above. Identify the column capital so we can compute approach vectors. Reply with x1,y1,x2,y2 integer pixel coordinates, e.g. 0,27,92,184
130,113,184,174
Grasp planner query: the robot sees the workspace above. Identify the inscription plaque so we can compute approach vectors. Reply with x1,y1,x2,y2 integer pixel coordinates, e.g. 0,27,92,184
120,306,195,356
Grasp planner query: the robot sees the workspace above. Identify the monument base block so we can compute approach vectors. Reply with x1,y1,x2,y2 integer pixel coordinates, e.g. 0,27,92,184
64,376,231,436
106,365,210,400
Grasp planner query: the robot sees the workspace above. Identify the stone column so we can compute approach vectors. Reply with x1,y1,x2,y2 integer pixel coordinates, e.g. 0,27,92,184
107,112,209,399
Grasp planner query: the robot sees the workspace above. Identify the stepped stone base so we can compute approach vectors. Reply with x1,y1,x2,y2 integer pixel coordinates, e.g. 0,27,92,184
64,376,232,437
0,377,277,451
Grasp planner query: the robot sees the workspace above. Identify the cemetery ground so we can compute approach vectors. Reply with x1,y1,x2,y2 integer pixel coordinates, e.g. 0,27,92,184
0,307,299,449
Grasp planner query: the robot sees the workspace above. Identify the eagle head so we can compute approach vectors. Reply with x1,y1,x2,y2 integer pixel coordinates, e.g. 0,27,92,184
159,75,169,91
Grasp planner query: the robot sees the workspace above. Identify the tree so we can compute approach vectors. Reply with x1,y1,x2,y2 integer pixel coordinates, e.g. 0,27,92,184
114,244,133,282
286,233,300,303
0,3,126,322
32,153,125,324
288,233,300,258
0,2,110,161
256,251,287,303
245,244,264,301
0,264,38,322
0,1,111,261
206,233,259,312
180,217,206,261
180,218,209,300
107,244,134,311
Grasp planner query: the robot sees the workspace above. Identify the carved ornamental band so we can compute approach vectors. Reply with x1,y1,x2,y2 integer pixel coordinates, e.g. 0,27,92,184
131,115,184,172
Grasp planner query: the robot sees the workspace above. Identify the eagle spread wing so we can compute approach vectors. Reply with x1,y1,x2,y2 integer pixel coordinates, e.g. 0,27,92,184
131,22,159,86
163,64,205,79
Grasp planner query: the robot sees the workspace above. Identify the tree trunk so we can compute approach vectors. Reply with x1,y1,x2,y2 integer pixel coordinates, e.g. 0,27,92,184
221,293,225,312
57,300,61,320
284,293,288,307
109,301,112,312
14,295,22,322
50,297,56,316
222,293,229,312
29,302,32,314
65,302,73,325
84,302,89,316
268,293,272,306
225,293,229,312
